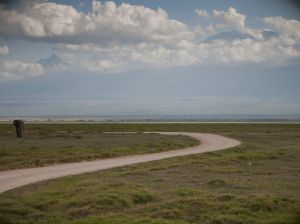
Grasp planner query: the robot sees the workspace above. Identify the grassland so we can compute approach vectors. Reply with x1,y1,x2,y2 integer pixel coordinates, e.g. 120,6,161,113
0,125,199,171
0,123,300,224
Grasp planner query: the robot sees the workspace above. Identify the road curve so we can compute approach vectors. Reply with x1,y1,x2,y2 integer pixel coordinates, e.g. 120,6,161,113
0,132,240,194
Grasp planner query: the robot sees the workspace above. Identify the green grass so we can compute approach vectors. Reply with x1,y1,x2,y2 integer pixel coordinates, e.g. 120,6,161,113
0,123,300,224
0,126,199,170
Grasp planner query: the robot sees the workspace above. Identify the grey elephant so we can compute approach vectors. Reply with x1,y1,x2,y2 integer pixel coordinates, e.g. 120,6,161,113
13,120,24,138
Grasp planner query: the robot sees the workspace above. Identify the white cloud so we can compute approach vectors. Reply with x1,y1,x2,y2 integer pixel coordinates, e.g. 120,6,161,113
0,45,9,55
0,4,46,38
54,30,300,72
192,7,300,64
197,38,300,64
195,9,209,19
0,0,193,48
263,17,300,34
263,16,300,42
197,7,266,40
54,42,199,72
80,59,120,72
0,60,44,80
0,0,83,38
212,7,246,32
1,2,300,78
196,7,247,33
199,8,268,41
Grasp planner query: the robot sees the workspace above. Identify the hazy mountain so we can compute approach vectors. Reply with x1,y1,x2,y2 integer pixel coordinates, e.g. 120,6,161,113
38,54,67,68
260,29,278,39
203,29,278,43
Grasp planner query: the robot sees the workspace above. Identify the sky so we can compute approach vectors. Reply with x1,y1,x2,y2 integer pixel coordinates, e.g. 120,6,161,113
0,0,300,117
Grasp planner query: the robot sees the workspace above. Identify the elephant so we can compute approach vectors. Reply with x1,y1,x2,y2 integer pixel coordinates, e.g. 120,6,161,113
13,120,24,138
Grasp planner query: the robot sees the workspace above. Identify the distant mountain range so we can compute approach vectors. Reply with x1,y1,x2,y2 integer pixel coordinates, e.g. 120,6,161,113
203,29,278,43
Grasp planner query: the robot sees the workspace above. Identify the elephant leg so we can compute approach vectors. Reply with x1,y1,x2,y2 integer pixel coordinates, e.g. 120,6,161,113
17,127,21,138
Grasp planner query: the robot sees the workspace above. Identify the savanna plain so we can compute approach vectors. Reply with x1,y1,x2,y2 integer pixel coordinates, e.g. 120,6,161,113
0,123,299,224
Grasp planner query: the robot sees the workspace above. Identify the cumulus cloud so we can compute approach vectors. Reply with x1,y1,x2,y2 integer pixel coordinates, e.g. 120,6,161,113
195,7,247,33
0,0,82,38
263,17,300,34
197,38,300,64
263,16,300,42
0,60,44,80
195,7,264,40
81,59,120,72
53,38,299,73
0,45,9,55
0,1,300,78
54,24,300,71
0,0,192,47
212,7,246,32
195,9,209,19
54,41,200,72
192,7,300,64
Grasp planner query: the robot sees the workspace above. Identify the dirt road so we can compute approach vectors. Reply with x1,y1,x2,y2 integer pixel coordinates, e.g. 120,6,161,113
0,132,240,194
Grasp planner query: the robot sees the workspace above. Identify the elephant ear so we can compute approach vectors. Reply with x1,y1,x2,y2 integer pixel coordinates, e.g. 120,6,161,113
13,120,17,127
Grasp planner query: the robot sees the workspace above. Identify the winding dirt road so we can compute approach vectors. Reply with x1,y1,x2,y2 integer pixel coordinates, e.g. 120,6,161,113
0,132,240,194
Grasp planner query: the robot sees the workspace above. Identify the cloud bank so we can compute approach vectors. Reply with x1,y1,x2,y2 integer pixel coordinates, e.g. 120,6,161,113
0,0,192,46
0,0,300,79
0,60,44,80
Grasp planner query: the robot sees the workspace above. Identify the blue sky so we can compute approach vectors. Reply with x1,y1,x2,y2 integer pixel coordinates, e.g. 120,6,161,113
0,0,300,117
